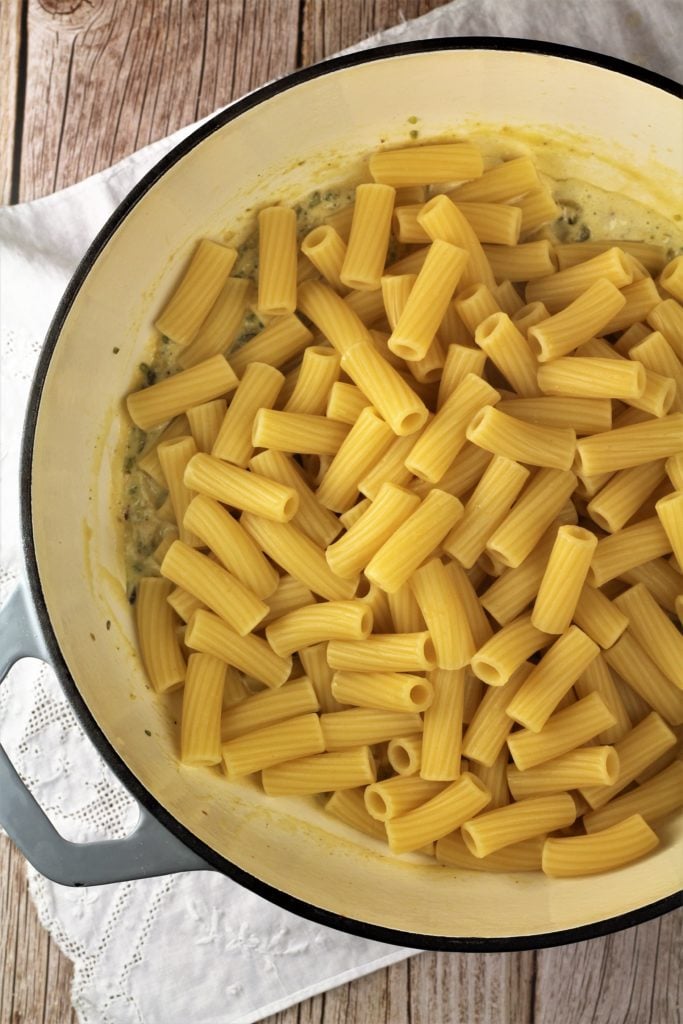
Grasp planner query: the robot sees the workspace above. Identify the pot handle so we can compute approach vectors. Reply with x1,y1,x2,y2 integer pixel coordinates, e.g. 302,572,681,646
0,583,210,885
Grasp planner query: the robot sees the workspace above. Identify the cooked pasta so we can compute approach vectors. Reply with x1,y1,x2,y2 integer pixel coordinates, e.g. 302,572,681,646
541,815,658,877
125,131,683,879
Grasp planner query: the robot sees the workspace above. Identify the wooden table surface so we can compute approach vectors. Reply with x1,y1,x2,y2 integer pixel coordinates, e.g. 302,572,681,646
1,2,681,1021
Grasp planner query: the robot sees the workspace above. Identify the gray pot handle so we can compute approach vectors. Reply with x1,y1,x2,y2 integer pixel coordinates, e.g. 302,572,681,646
0,583,210,885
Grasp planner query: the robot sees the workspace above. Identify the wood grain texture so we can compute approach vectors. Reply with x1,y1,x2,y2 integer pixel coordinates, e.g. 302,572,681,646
1,1,680,1023
0,0,24,204
535,912,683,1024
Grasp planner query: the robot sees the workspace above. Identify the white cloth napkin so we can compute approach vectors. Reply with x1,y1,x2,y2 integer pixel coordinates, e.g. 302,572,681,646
0,2,679,1022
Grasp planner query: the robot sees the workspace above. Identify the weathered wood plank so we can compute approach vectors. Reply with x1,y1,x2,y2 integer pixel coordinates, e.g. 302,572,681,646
408,950,536,1024
0,836,77,1024
17,0,301,202
0,0,24,204
300,0,444,64
534,908,683,1024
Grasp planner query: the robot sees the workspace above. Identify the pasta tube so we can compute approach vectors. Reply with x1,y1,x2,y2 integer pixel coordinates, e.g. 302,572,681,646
220,677,320,741
452,156,540,203
301,225,347,292
474,312,541,397
489,468,581,573
613,583,683,691
628,332,683,411
136,578,186,692
656,491,683,574
456,201,522,245
297,280,371,355
178,277,251,368
527,279,626,361
647,299,683,360
600,277,660,334
470,614,552,687
660,255,683,301
538,357,646,401
240,513,357,601
180,653,226,766
437,344,487,408
262,746,376,796
161,540,267,635
258,206,297,315
325,789,386,841
587,460,667,533
575,413,683,475
405,373,500,483
507,746,619,800
265,601,372,657
574,654,632,744
588,517,671,587
249,450,340,549
531,525,597,634
158,436,201,547
507,693,617,771
299,643,345,714
420,668,466,780
387,735,423,776
186,609,292,688
583,761,683,833
340,183,396,291
506,626,599,732
212,361,284,465
186,398,228,452
525,247,633,312
542,815,658,877
386,773,491,854
155,239,237,345
514,187,560,234
417,194,494,289
387,582,425,634
127,355,238,431
320,708,424,750
387,240,469,361
326,482,420,579
341,340,429,436
221,713,324,778
410,558,475,669
330,671,434,713
327,632,436,673
228,315,312,376
369,143,484,186
444,562,493,649
482,241,557,282
603,632,683,725
466,406,576,471
316,406,394,512
184,495,278,599
283,346,341,415
365,489,464,593
580,712,677,809
479,525,557,624
184,453,299,522
572,584,628,650
252,409,349,456
454,283,500,334
326,382,372,426
443,456,529,568
364,776,447,821
461,793,576,858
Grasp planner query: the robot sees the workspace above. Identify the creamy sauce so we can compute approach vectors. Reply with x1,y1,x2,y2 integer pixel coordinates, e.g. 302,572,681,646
121,175,683,599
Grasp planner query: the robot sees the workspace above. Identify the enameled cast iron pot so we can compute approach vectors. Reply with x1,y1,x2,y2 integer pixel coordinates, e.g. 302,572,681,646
2,40,682,952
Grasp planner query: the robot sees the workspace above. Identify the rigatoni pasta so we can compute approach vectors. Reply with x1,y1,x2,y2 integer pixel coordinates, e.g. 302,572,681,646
124,132,683,880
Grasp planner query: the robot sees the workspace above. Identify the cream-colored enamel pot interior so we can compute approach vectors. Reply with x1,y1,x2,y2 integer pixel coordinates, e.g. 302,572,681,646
32,49,683,940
